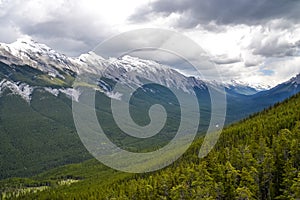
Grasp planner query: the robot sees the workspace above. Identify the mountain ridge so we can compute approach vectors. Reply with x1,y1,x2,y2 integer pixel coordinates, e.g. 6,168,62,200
0,38,272,99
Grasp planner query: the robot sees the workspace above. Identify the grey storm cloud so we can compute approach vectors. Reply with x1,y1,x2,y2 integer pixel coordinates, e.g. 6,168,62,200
20,20,108,56
252,39,300,58
0,0,116,56
130,0,300,28
247,25,300,58
211,56,241,65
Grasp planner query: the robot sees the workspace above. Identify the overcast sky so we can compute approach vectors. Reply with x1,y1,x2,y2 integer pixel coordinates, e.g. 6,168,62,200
0,0,300,86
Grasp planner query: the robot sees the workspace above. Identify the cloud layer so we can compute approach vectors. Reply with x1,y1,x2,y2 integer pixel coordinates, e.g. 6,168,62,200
131,0,300,28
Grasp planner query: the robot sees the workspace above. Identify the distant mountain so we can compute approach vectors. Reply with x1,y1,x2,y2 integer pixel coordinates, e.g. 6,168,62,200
252,73,300,107
223,80,271,95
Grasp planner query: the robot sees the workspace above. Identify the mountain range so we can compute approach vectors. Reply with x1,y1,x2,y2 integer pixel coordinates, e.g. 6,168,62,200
0,38,299,103
0,38,299,179
0,38,269,99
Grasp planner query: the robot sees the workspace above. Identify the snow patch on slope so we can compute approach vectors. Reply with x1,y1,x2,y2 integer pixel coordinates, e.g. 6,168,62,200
44,87,81,102
44,87,60,96
60,88,81,102
105,91,122,100
0,79,34,102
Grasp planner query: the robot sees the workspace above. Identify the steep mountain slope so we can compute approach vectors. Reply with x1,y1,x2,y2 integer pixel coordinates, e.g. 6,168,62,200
0,86,91,179
4,92,300,200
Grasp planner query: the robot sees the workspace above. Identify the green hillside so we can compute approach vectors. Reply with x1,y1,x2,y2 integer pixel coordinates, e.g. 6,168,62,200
2,92,299,199
0,90,91,179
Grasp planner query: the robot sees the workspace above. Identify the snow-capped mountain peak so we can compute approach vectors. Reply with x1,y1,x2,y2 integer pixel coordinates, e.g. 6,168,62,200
79,51,105,62
205,79,271,95
228,80,271,91
0,37,80,77
10,37,53,54
95,55,208,94
116,55,176,74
